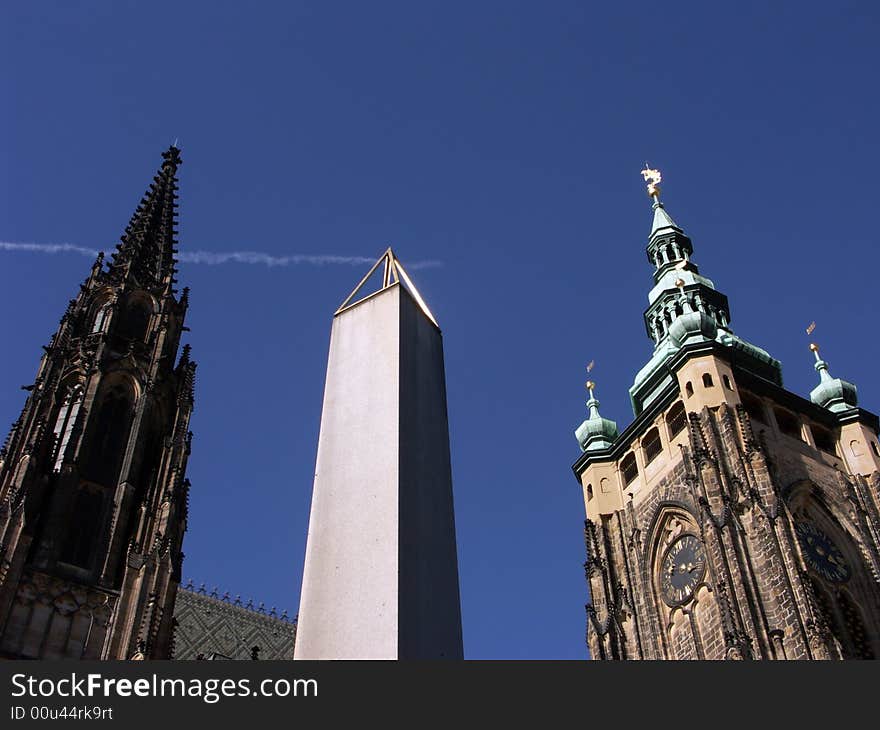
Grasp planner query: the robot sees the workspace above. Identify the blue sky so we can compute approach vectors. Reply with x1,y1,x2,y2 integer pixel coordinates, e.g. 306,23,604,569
2,1,878,658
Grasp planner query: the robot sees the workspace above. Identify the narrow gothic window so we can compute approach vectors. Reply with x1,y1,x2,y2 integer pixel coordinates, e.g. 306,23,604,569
666,401,687,438
722,374,733,390
92,303,111,333
643,427,662,464
621,452,638,485
52,387,83,471
839,591,874,659
810,578,874,660
702,373,714,388
59,489,104,569
83,386,133,486
115,300,150,342
132,425,162,497
685,382,694,398
872,441,880,458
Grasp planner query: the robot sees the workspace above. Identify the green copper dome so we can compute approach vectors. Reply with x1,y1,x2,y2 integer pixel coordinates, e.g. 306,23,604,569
809,347,858,413
575,394,619,452
667,298,718,347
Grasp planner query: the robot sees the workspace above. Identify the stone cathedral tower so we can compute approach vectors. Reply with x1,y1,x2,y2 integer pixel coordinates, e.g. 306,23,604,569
0,146,195,659
572,168,880,660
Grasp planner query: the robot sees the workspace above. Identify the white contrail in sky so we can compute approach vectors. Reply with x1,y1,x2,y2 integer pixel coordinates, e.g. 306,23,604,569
0,241,442,270
1,241,100,257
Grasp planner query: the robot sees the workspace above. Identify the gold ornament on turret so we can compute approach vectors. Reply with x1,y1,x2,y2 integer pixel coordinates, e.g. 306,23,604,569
585,360,596,397
806,322,820,359
641,164,662,199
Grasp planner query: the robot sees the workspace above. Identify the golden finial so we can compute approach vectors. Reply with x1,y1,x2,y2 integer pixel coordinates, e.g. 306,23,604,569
807,322,820,359
641,163,662,199
585,380,596,400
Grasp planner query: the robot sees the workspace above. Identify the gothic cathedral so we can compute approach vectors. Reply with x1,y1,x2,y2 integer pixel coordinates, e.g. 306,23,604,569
573,170,880,660
0,147,195,659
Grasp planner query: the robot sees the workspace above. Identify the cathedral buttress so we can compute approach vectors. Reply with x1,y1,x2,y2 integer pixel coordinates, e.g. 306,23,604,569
0,146,195,659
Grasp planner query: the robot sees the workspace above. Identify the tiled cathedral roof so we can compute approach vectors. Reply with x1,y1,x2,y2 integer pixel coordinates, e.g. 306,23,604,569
172,582,296,660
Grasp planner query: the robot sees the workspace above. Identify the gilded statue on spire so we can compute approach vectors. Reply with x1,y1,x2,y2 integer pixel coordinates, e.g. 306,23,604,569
641,164,662,199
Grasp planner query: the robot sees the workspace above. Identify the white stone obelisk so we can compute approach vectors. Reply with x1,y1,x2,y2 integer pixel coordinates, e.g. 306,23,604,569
294,251,463,659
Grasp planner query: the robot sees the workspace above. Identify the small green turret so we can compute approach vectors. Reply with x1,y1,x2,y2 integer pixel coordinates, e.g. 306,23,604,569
809,343,858,413
575,380,619,452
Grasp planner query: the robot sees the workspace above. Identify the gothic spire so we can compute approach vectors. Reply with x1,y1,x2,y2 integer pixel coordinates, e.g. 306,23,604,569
109,145,181,290
645,170,683,241
176,344,196,405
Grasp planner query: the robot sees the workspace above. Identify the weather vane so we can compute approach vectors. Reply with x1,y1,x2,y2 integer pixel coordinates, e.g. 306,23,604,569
641,163,662,199
805,321,821,357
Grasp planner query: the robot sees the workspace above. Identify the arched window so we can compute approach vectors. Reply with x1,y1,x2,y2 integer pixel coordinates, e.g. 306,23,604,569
83,383,134,486
59,488,104,569
702,373,714,388
586,484,594,501
789,489,880,660
621,452,638,485
643,427,662,464
666,401,687,439
872,441,880,458
52,386,83,471
722,374,733,390
809,578,874,660
685,382,694,398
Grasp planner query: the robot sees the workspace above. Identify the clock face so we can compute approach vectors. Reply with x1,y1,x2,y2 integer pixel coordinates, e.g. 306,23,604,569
795,521,850,583
660,534,707,606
